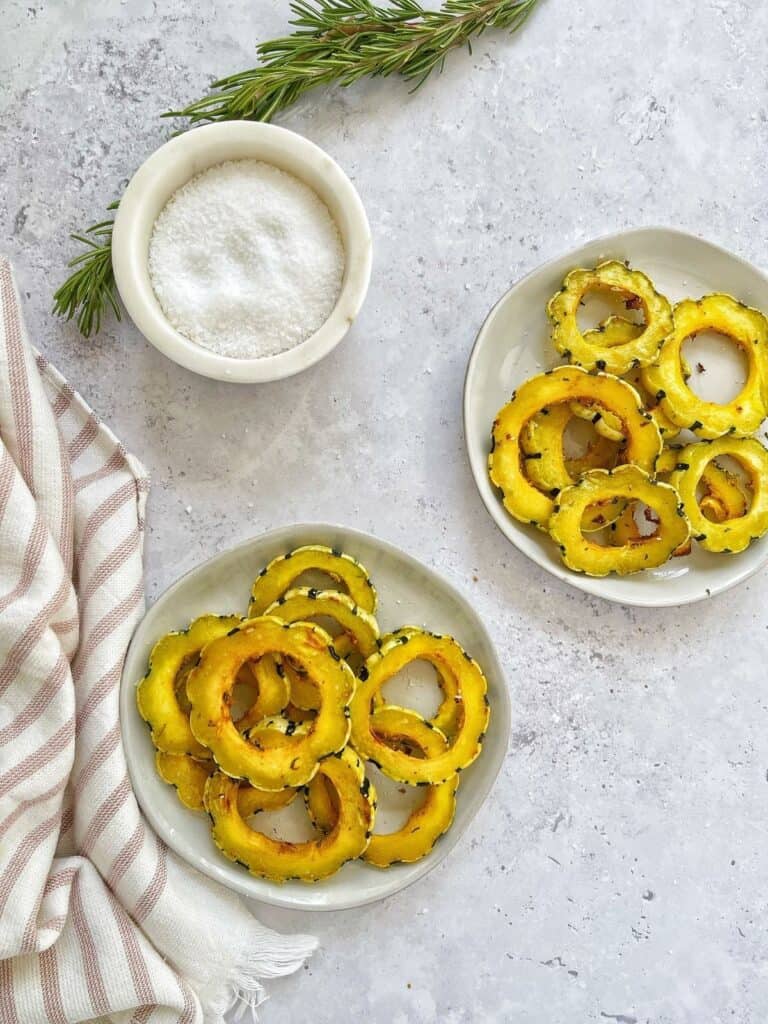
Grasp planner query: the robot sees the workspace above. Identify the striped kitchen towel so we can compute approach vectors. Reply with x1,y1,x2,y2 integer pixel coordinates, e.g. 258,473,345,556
0,258,316,1023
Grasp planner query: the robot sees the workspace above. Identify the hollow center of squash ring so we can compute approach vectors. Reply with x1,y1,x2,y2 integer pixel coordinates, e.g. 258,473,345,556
576,286,647,334
695,455,753,520
614,502,663,542
379,659,444,719
284,568,354,599
367,763,425,833
681,330,748,403
229,664,262,721
244,797,324,844
562,414,619,460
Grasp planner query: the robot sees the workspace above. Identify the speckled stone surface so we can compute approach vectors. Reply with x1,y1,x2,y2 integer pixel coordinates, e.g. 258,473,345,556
4,1,768,1021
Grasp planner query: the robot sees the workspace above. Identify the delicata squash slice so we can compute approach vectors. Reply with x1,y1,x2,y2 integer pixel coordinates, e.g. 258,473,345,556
371,627,463,738
236,656,290,732
567,320,678,439
654,445,748,524
155,751,296,814
520,403,625,532
668,437,768,553
642,294,768,438
264,588,380,711
350,629,489,785
611,446,746,553
204,746,375,882
187,617,354,790
249,545,376,617
489,366,662,529
549,465,690,576
155,752,216,811
521,404,620,492
136,613,241,758
547,261,673,375
307,707,458,868
699,462,748,523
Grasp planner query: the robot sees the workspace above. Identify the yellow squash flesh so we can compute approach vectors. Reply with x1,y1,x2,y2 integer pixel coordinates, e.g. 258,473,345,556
249,545,376,616
489,366,662,528
136,614,241,758
547,261,673,375
204,747,375,882
307,707,458,869
668,437,768,553
549,465,690,575
187,617,354,790
350,629,489,785
264,588,380,711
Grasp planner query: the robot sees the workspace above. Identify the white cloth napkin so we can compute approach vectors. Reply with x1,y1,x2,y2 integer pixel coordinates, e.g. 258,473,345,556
0,258,316,1023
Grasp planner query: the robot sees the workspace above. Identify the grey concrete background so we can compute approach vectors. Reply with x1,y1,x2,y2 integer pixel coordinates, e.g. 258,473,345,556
3,1,768,1021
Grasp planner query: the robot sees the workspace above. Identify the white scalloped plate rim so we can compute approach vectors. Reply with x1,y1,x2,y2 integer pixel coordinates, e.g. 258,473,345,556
463,226,768,607
120,523,510,911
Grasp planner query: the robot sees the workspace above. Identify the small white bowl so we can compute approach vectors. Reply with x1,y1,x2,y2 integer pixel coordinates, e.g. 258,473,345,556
112,122,372,383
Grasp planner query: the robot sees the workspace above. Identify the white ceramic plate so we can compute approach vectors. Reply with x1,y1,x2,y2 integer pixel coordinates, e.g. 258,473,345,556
464,226,768,607
120,524,510,911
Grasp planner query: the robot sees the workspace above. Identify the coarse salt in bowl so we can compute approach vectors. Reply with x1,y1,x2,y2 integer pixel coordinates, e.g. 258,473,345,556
112,122,372,383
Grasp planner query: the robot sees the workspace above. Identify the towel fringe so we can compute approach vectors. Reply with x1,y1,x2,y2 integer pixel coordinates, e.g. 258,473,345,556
200,926,318,1023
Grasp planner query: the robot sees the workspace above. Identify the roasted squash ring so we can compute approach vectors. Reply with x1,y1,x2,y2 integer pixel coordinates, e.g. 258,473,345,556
136,614,241,759
567,322,637,440
236,656,290,732
155,752,216,811
349,629,489,785
608,501,692,558
656,444,749,524
264,588,380,711
204,746,375,882
549,465,690,575
187,617,354,790
700,463,748,522
156,751,297,814
642,294,768,438
521,404,620,492
265,588,379,655
668,437,768,553
547,261,673,374
249,545,377,616
568,401,624,442
489,366,661,528
568,313,677,439
611,445,742,551
307,707,458,868
520,403,624,532
608,442,696,555
370,627,463,738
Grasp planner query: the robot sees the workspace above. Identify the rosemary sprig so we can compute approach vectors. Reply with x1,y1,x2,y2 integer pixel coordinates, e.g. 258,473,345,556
53,203,120,337
169,0,539,125
54,0,540,337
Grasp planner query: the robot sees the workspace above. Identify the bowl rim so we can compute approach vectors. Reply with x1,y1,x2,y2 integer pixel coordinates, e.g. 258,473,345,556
112,121,372,384
462,224,768,608
119,521,511,911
